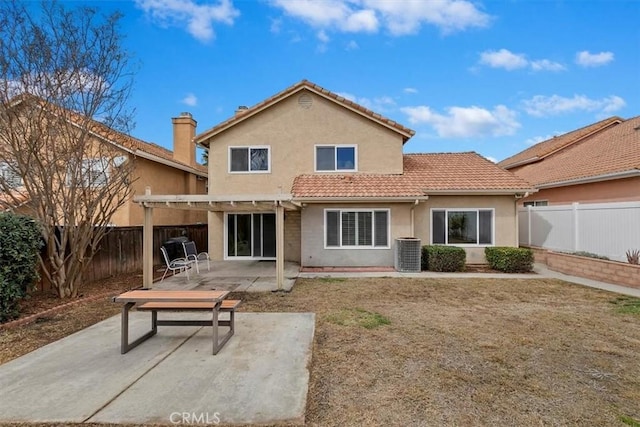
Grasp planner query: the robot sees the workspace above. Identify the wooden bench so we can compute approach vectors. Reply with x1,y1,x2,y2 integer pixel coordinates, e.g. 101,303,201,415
137,299,241,353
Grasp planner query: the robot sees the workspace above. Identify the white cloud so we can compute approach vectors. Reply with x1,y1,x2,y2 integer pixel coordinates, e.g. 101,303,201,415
317,29,330,43
337,91,396,112
522,94,626,117
575,50,614,67
479,49,528,70
401,104,520,138
484,155,497,163
403,87,418,94
345,40,359,50
530,59,566,72
135,0,240,42
269,0,490,37
181,93,197,106
479,49,565,72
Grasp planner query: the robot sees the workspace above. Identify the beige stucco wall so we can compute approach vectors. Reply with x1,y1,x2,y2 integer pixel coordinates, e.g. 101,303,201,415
519,177,640,206
205,90,405,196
414,195,519,264
112,156,207,226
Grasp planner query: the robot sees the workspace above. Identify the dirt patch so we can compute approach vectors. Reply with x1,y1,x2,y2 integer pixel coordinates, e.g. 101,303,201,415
1,276,639,426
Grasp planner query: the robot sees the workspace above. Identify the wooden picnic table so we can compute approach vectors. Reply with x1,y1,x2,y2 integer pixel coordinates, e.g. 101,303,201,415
113,289,231,355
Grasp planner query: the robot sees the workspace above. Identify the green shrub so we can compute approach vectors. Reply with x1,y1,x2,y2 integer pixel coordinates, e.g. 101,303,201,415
422,245,466,272
485,247,533,273
0,213,43,322
572,251,610,261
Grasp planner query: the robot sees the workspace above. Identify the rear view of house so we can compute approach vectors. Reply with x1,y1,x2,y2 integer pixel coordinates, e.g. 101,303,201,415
186,80,534,268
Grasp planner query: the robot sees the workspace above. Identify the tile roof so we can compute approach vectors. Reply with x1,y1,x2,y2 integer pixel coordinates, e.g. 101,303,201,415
8,94,207,175
195,79,415,145
292,152,534,198
506,116,640,187
498,116,622,169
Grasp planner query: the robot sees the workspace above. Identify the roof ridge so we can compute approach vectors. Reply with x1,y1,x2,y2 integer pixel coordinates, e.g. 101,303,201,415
194,80,415,144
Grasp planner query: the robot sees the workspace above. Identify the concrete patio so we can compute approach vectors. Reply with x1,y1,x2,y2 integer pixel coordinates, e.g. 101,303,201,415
0,310,316,425
155,260,301,292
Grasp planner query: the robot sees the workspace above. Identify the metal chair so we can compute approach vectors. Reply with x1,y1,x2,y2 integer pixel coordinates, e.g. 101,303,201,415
160,246,193,282
182,241,211,273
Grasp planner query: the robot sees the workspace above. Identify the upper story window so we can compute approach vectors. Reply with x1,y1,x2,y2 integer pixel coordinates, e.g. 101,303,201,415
0,162,23,188
315,145,357,172
67,158,109,187
431,208,494,246
523,200,548,207
229,146,270,173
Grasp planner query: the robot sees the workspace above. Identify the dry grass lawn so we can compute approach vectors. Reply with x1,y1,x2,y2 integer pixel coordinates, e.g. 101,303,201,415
1,276,639,426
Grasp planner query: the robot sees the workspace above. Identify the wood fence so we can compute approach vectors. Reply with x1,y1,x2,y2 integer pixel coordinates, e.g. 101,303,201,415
38,224,208,290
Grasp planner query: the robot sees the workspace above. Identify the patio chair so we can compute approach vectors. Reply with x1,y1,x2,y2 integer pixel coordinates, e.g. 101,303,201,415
182,241,211,273
160,246,193,282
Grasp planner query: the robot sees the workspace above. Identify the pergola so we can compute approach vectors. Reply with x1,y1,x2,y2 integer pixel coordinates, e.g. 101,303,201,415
133,188,301,290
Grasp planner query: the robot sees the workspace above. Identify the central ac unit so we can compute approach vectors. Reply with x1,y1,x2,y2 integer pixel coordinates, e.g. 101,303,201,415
394,238,422,272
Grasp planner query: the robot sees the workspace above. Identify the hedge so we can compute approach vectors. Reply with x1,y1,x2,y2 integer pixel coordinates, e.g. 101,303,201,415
0,213,43,322
485,247,533,273
422,245,466,272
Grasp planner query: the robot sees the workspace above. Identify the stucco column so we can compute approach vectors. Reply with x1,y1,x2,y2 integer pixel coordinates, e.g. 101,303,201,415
276,204,285,290
143,187,154,288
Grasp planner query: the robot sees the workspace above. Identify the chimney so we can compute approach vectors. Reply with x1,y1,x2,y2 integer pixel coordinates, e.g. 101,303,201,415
235,105,249,116
172,112,197,166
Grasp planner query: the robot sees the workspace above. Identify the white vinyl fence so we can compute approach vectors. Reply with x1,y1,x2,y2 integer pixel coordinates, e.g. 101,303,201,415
518,201,640,262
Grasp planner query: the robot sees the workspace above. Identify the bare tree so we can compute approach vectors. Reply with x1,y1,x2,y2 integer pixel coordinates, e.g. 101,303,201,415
0,1,136,297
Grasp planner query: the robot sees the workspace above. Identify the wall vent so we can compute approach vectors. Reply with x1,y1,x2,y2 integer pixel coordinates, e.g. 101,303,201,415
298,94,313,109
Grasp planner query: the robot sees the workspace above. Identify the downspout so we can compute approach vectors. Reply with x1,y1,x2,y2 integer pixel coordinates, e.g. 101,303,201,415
409,199,423,237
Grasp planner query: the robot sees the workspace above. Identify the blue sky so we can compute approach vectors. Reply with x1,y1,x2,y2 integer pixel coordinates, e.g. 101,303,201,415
79,0,639,163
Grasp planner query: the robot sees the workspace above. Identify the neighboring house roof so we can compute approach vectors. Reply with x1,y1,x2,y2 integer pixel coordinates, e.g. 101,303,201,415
498,116,622,169
500,116,640,188
292,152,534,199
194,79,416,145
5,93,207,176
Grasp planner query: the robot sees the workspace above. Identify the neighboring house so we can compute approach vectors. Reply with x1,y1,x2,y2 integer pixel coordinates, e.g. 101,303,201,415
0,96,207,226
140,80,532,269
498,116,640,205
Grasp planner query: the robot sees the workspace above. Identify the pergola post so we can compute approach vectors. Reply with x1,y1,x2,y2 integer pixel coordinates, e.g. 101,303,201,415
143,187,154,288
275,203,285,290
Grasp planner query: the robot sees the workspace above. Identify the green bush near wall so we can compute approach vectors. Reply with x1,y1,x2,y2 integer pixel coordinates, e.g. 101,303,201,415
485,247,534,273
422,245,466,272
0,213,43,322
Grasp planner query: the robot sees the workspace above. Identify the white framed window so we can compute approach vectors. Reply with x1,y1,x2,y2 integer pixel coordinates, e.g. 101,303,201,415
228,146,270,173
315,145,357,172
67,158,109,187
0,162,23,188
431,208,494,246
325,209,389,249
523,200,548,207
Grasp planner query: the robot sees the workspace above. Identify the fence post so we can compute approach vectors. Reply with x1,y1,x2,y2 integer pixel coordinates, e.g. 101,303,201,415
526,206,532,246
572,202,579,252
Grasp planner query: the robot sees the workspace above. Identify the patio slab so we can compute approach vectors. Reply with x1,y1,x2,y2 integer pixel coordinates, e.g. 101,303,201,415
156,260,299,292
0,311,315,425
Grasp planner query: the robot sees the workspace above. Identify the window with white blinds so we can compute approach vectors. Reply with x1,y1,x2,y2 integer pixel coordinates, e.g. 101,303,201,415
325,209,389,248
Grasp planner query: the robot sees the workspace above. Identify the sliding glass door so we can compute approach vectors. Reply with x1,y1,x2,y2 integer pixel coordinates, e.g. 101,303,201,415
226,213,276,259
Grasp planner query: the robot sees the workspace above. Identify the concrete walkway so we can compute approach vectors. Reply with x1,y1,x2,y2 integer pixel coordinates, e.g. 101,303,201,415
0,312,315,425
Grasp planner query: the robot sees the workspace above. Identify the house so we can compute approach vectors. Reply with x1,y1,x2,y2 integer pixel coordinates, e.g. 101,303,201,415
136,80,534,286
138,81,534,271
0,95,208,226
498,116,640,206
